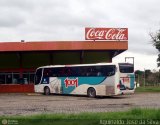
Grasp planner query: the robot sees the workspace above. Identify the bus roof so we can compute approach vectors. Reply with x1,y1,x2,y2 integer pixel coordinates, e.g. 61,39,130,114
37,63,118,69
36,63,134,70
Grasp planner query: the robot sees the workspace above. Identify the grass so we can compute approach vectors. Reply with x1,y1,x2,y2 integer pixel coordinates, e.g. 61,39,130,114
135,86,160,92
0,108,160,125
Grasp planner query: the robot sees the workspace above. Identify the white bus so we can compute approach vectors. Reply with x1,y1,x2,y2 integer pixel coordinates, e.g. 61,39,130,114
34,63,135,97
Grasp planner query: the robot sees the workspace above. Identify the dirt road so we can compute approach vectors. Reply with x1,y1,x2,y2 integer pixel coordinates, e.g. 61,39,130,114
0,92,159,116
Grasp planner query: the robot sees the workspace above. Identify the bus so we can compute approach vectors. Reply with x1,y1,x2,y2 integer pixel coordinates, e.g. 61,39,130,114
34,63,135,97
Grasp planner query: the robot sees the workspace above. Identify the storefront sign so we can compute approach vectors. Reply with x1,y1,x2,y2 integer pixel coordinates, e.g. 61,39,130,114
85,28,128,40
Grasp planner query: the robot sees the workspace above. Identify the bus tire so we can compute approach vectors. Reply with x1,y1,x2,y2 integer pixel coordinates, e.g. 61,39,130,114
87,87,96,98
44,87,50,95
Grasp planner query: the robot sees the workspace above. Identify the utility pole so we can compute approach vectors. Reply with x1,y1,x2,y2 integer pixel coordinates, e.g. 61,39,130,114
125,57,134,64
138,74,139,87
125,57,135,69
144,68,146,87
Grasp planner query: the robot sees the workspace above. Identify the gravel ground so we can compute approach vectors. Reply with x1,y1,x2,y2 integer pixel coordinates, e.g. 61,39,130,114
0,92,160,116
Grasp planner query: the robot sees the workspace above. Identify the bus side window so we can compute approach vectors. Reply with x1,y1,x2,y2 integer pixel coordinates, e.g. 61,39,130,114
85,66,97,76
70,67,79,77
95,66,103,76
43,69,49,77
52,68,60,77
105,65,116,76
86,67,92,76
79,67,86,76
97,72,102,76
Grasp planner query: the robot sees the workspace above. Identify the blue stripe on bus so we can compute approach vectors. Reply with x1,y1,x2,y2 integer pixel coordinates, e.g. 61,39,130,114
129,74,135,89
60,77,106,94
41,77,106,94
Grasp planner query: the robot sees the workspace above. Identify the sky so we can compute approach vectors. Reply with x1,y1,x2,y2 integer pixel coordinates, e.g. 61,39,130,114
0,0,160,71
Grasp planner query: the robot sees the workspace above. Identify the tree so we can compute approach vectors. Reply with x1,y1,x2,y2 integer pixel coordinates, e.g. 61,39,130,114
150,30,160,67
147,70,160,85
145,69,151,79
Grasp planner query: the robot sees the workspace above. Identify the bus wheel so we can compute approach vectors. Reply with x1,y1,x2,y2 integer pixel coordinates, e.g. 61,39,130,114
87,87,96,98
44,87,50,95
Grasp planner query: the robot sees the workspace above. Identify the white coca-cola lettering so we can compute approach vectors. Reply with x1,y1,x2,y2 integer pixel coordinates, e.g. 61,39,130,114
105,29,126,40
86,28,104,39
85,28,128,40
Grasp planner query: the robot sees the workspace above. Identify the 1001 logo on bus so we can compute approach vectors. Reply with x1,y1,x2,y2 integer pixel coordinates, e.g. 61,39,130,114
64,77,78,88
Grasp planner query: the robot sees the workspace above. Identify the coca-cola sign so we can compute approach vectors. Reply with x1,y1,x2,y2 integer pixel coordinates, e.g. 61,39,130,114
85,28,128,40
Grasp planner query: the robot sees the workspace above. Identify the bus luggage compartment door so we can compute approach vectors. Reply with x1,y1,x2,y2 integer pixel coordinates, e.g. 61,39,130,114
49,77,62,93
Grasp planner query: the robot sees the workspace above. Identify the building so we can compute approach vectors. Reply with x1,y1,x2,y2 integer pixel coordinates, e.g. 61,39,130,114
0,28,128,93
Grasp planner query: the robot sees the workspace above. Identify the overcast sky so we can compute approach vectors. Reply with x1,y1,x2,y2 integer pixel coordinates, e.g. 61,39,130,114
0,0,160,71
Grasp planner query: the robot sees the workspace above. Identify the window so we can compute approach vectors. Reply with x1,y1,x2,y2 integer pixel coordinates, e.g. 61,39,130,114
29,73,35,84
22,72,35,84
13,73,19,84
0,73,5,84
42,65,116,77
0,72,35,84
119,63,134,73
6,73,12,84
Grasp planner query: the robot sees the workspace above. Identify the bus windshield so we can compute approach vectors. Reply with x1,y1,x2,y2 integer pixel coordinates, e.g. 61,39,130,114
35,68,42,85
119,63,134,73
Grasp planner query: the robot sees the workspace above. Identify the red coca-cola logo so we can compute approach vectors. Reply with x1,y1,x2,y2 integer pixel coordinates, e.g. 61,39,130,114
85,28,128,40
64,77,78,88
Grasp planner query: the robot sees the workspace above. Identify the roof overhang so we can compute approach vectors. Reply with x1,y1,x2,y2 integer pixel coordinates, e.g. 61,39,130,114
0,41,128,52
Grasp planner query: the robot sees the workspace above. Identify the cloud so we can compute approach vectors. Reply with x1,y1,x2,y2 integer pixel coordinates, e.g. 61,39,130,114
0,0,36,28
0,0,33,9
0,9,25,27
113,51,158,70
0,0,159,69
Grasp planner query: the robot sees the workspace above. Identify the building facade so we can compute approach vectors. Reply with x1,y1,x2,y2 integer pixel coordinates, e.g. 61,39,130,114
0,41,128,92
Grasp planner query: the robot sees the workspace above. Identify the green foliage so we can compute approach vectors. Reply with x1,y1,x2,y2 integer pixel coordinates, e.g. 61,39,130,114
150,30,160,67
135,70,160,86
0,109,160,125
135,86,160,92
135,70,144,75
